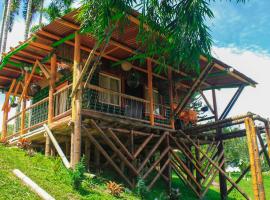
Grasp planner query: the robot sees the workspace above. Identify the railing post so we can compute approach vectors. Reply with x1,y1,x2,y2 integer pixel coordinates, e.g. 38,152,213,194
168,68,175,129
45,53,57,156
20,73,28,136
147,59,154,126
71,32,82,168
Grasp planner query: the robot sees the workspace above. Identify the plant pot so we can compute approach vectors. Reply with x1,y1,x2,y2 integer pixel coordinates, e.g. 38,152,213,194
10,102,18,108
30,83,41,95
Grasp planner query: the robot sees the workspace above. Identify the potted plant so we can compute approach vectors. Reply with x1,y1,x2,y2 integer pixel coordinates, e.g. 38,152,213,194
10,96,18,108
30,82,41,95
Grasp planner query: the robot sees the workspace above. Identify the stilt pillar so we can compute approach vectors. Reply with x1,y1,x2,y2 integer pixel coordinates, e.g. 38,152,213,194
45,54,57,156
1,97,9,139
212,89,227,200
245,118,265,200
71,32,82,168
147,59,154,126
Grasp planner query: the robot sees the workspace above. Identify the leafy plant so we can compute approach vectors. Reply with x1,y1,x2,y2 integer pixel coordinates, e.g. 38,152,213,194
17,138,31,150
169,188,181,200
136,177,148,199
71,156,86,190
106,181,124,197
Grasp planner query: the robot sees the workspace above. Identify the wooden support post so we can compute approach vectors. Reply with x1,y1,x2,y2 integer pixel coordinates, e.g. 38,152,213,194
20,74,28,136
71,32,82,168
1,96,9,139
45,54,57,157
212,89,227,200
147,59,154,126
168,68,175,129
245,118,265,200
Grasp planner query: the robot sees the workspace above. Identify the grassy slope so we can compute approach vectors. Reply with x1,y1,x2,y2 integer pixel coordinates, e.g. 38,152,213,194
0,145,139,200
0,144,269,200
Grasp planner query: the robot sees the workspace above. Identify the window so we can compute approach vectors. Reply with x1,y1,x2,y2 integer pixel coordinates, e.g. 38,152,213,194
99,73,121,106
145,88,161,115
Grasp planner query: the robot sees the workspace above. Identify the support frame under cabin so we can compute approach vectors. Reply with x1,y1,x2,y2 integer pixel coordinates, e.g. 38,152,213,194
1,9,269,200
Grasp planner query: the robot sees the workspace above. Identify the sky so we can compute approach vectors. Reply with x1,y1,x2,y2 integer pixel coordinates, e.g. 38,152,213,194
0,1,270,127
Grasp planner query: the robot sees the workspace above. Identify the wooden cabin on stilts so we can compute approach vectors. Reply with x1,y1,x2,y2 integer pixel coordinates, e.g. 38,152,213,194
0,9,269,200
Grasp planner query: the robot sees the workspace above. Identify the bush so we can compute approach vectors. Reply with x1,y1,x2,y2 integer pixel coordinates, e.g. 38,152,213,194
71,156,86,190
136,177,148,199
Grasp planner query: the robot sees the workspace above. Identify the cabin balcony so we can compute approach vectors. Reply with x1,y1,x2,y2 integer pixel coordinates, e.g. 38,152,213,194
6,83,173,139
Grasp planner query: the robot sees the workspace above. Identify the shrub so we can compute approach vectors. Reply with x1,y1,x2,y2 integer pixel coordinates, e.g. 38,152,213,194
136,177,148,199
71,156,86,190
106,181,124,197
169,188,181,200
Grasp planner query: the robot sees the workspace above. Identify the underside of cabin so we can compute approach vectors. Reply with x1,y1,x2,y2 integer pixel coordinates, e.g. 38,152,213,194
1,10,270,200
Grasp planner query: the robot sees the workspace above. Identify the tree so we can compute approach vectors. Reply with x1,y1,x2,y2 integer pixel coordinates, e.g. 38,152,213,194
1,0,21,54
0,0,8,54
24,0,33,39
77,0,245,73
44,0,74,22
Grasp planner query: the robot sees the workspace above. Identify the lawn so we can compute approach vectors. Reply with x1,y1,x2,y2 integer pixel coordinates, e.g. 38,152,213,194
0,144,269,200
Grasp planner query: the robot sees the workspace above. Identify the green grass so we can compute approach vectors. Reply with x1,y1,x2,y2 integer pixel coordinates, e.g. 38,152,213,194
0,144,270,200
0,145,139,200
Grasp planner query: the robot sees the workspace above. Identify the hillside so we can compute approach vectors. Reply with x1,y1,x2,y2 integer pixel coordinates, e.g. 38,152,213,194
0,144,140,200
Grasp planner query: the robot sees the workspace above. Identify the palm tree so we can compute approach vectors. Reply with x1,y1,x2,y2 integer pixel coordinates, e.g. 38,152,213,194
38,0,44,25
24,0,32,39
0,0,8,55
44,0,74,22
1,0,12,53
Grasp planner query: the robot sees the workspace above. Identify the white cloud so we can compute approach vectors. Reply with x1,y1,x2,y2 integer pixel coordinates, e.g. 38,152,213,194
211,46,270,119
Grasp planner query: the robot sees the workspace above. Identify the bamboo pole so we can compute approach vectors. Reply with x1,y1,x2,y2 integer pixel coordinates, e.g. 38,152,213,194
147,59,154,126
45,54,56,157
168,68,175,129
43,125,71,169
20,73,28,136
71,32,82,168
244,118,265,200
13,169,55,200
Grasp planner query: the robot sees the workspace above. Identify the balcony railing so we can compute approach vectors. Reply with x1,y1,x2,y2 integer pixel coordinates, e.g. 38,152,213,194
6,83,172,137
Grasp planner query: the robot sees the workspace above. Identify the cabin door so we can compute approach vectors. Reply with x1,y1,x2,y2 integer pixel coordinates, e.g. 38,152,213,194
124,83,144,119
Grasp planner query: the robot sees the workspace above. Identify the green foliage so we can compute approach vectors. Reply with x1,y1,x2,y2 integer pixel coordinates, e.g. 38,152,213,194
44,0,74,22
223,127,249,171
77,0,245,74
135,177,148,199
169,188,181,200
71,155,86,190
30,23,44,33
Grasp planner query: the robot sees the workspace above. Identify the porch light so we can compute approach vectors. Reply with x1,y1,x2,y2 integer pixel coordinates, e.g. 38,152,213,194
121,61,132,71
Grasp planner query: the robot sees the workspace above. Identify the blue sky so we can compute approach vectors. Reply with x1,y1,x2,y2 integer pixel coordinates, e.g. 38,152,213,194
210,1,270,53
0,1,270,126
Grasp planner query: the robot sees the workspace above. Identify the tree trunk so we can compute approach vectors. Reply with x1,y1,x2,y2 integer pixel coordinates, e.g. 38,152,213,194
0,0,8,55
39,0,44,25
1,0,12,53
24,0,33,40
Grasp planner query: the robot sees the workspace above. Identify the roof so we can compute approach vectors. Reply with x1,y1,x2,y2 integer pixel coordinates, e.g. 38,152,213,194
0,9,257,93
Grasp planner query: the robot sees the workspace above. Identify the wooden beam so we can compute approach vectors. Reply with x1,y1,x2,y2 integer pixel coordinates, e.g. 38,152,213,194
30,42,53,51
18,61,38,104
36,60,50,79
245,118,265,200
1,93,9,139
2,79,16,110
12,55,35,64
199,90,214,114
12,48,43,60
0,75,12,81
20,73,28,135
174,62,214,116
2,67,43,80
147,59,154,126
168,68,175,129
8,81,22,111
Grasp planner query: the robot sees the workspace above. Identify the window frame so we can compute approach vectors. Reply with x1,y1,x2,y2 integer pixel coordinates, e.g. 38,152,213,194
98,72,122,106
144,86,164,117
